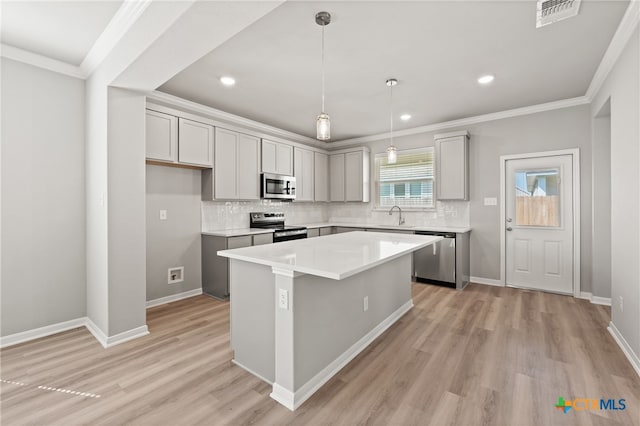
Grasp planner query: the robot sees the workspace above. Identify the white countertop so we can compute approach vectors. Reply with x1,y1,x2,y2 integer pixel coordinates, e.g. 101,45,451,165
202,228,274,237
217,231,442,280
299,222,471,233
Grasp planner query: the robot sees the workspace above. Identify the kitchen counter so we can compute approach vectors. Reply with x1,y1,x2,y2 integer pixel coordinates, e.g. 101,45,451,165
217,231,441,411
296,222,471,233
218,231,441,280
201,228,274,237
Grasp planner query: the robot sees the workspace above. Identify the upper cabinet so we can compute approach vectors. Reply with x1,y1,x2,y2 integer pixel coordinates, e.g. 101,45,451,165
294,147,315,202
329,147,370,202
203,127,260,201
262,139,293,176
435,131,469,200
146,110,177,162
145,109,213,168
314,152,329,202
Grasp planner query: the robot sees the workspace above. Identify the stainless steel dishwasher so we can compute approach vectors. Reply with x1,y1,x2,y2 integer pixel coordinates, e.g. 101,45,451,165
414,232,457,287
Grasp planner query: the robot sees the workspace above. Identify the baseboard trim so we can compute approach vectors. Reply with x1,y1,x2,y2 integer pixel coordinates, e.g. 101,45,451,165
105,325,149,348
270,299,414,411
608,321,640,378
0,318,86,348
84,317,108,347
146,288,203,308
470,276,504,287
579,291,612,306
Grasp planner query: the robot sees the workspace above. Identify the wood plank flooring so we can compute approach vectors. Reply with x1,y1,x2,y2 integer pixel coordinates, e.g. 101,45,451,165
2,283,639,425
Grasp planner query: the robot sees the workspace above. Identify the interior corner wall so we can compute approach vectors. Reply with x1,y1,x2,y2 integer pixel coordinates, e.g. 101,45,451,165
0,58,86,336
145,164,202,302
591,27,640,359
107,87,147,335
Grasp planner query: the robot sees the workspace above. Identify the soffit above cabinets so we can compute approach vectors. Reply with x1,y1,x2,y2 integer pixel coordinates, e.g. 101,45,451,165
159,1,628,141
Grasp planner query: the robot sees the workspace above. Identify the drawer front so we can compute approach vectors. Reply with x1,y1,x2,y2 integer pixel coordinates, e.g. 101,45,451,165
252,233,273,246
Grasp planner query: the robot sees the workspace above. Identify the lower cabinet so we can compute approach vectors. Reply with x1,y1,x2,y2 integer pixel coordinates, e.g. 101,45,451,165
319,227,332,236
202,233,273,298
333,227,365,234
307,228,320,238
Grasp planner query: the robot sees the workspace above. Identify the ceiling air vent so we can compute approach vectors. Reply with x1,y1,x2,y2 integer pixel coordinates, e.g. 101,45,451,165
536,0,581,28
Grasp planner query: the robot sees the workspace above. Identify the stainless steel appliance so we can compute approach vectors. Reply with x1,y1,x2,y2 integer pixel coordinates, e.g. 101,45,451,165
250,212,307,242
414,231,457,287
261,173,296,200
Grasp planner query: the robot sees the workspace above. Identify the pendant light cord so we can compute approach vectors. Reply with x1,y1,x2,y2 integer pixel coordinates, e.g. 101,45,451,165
321,23,325,113
389,82,394,145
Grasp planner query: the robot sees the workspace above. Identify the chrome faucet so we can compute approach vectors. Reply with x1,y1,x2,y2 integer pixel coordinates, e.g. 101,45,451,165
388,205,405,226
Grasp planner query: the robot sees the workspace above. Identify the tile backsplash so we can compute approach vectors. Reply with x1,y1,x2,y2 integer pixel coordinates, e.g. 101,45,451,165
201,200,469,230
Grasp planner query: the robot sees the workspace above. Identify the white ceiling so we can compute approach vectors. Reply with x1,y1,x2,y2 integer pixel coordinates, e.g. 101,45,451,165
159,1,629,141
1,1,123,66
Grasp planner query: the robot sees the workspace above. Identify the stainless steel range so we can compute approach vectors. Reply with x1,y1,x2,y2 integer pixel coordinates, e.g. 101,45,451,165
250,212,307,242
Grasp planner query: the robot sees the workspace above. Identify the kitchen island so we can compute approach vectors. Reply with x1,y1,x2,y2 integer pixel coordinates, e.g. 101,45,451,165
217,231,441,410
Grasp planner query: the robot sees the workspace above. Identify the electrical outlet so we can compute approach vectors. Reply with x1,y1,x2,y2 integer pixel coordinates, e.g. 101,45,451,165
159,210,167,220
484,197,497,206
363,296,369,312
279,289,289,310
619,296,624,312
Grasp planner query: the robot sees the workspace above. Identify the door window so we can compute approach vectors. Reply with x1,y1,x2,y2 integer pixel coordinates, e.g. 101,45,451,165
514,169,561,227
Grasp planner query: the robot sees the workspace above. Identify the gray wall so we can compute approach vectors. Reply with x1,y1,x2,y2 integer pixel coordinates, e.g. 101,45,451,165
592,28,639,361
592,104,611,299
146,165,202,301
107,88,147,335
1,58,86,336
346,104,593,292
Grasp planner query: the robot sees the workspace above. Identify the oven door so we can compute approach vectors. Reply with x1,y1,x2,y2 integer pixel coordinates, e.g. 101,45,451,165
273,229,307,243
261,173,296,200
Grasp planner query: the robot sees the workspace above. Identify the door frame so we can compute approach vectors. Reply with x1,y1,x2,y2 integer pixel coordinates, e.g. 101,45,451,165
499,149,581,298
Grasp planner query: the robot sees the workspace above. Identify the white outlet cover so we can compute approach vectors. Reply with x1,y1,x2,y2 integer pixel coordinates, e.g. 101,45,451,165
484,197,498,206
278,289,289,310
159,210,168,220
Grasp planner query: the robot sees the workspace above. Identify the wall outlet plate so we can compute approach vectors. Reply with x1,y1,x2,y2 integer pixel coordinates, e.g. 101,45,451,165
484,197,498,206
279,289,289,310
159,210,168,220
363,296,369,312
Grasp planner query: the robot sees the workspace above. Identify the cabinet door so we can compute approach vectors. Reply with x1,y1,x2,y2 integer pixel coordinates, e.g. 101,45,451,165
227,236,253,249
277,143,294,176
146,110,177,162
307,228,320,238
294,147,315,201
252,233,273,246
237,134,260,199
436,135,468,200
214,128,238,199
178,118,213,166
314,152,329,202
330,153,345,202
261,140,278,174
319,227,332,236
345,151,363,201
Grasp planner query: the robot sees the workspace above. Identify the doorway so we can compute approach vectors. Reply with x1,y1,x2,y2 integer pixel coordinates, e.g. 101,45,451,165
500,150,580,296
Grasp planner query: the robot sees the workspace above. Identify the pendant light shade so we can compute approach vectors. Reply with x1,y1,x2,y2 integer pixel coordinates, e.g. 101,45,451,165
386,78,398,164
317,112,330,141
316,11,331,141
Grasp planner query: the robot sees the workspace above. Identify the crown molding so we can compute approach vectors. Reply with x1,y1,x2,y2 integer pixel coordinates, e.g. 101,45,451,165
585,0,640,101
80,0,153,77
0,44,85,79
148,91,321,147
331,96,590,147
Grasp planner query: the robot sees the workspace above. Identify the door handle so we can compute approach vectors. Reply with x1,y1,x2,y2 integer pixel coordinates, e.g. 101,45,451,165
506,218,512,223
506,227,513,231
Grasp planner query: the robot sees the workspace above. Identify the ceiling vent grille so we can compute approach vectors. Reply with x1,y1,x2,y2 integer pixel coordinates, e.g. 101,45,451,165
536,0,582,28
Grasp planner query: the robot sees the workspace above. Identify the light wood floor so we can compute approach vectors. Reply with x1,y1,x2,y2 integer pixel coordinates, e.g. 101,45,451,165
2,283,639,425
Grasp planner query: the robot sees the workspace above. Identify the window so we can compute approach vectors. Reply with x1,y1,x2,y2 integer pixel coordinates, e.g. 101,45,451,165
375,148,435,209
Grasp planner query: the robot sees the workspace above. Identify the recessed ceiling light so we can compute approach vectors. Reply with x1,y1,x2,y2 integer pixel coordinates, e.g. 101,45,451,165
220,76,236,86
400,114,412,121
477,74,495,85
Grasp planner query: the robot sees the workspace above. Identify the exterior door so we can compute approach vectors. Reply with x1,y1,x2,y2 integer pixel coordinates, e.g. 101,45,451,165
505,155,573,294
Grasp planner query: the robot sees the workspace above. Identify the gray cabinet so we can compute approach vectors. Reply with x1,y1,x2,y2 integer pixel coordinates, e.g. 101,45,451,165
204,128,260,201
435,131,469,200
334,227,365,234
314,152,329,202
307,228,320,238
178,118,213,167
330,148,370,202
202,233,273,299
145,109,213,168
262,139,293,176
319,226,332,236
146,110,177,162
294,147,315,201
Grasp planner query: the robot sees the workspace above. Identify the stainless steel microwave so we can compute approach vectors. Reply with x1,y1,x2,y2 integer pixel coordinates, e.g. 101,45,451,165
261,173,296,200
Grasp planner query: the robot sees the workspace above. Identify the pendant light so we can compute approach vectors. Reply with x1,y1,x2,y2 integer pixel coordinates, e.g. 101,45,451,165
316,11,331,141
386,78,398,164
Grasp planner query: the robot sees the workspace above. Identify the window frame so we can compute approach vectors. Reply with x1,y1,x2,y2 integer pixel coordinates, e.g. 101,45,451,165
373,147,437,211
